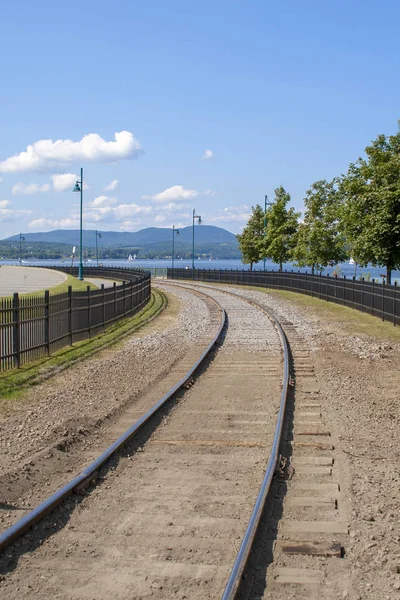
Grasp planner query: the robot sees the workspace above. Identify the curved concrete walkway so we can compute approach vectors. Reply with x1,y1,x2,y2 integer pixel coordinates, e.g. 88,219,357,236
0,266,67,296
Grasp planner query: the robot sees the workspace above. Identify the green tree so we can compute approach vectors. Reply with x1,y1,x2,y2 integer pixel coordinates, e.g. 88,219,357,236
293,179,347,274
340,126,400,284
263,186,300,271
237,204,264,270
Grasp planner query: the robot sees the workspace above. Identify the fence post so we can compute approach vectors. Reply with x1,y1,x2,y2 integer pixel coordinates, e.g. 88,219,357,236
382,279,385,321
123,281,127,317
68,285,73,346
394,282,397,326
12,292,20,369
87,286,91,339
361,278,364,312
44,290,50,356
102,284,106,332
113,282,117,321
371,279,375,316
130,279,133,314
352,276,355,309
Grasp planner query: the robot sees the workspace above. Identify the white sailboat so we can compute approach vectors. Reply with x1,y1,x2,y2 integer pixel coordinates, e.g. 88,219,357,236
349,257,355,265
128,254,133,261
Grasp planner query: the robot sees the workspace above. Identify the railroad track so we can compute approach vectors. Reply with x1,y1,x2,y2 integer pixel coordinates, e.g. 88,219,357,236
0,282,349,599
162,282,350,600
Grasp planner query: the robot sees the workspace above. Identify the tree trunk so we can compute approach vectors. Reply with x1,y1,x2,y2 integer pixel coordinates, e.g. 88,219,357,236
250,262,253,271
279,261,283,272
312,264,315,276
386,267,391,285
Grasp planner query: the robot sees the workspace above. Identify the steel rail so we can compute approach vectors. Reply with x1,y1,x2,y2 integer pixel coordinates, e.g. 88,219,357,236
0,289,226,553
160,281,290,600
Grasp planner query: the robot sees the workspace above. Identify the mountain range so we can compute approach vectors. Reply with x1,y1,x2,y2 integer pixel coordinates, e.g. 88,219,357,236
5,226,237,247
2,226,241,259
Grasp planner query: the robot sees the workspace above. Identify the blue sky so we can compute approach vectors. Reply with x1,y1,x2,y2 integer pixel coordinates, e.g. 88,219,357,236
0,0,399,238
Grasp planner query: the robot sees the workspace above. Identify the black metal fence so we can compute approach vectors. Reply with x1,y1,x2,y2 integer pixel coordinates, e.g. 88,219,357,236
0,267,151,372
168,268,400,326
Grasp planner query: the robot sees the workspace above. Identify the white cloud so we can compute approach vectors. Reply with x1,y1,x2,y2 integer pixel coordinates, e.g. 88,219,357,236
103,179,119,191
0,131,144,174
89,195,117,207
51,173,77,192
12,182,50,195
0,206,32,222
205,205,251,228
143,185,199,203
28,217,79,230
203,149,214,160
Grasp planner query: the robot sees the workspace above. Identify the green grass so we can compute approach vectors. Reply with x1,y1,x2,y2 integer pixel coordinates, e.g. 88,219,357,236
0,289,167,404
243,286,400,343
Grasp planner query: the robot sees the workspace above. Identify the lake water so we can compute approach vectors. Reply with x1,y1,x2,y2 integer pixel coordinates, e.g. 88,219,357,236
2,258,399,284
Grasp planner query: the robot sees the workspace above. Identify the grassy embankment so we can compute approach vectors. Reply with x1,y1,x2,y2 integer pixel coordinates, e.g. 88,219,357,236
0,288,167,403
247,286,400,343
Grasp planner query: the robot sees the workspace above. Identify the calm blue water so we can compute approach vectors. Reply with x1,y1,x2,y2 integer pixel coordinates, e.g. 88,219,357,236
2,258,399,284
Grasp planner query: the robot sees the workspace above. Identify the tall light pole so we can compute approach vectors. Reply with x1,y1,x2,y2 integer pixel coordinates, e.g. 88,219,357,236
72,167,84,280
192,208,202,269
95,230,102,267
172,225,180,269
263,194,273,270
19,233,25,265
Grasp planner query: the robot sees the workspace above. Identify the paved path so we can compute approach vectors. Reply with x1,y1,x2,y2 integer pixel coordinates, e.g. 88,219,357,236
85,278,117,289
0,266,67,296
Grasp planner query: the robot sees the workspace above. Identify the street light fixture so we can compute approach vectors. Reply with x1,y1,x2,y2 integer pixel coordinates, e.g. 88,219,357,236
72,167,84,280
95,230,102,267
263,194,273,270
172,225,180,269
192,208,202,269
19,233,25,265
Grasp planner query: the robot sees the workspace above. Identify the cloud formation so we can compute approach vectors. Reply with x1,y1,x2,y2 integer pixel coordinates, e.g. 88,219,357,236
89,195,117,207
143,185,199,203
103,179,119,191
12,182,50,196
28,217,79,231
51,173,78,192
0,131,144,174
0,200,31,222
203,149,214,160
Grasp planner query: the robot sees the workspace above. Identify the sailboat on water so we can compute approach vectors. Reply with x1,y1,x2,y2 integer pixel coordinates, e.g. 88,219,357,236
128,254,135,261
349,257,355,265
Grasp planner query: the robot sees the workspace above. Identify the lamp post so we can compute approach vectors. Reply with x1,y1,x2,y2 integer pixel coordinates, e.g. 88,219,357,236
95,230,102,267
263,194,273,270
192,208,202,269
172,225,180,269
72,167,84,280
19,233,25,265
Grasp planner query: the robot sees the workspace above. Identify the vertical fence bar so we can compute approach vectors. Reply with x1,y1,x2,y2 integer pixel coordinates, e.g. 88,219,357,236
123,281,126,317
382,280,385,321
113,282,117,322
394,282,397,326
102,284,106,331
44,290,50,356
12,293,20,369
87,286,91,339
68,286,73,345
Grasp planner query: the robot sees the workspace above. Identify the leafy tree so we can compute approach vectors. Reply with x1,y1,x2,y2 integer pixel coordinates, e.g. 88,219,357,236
237,204,264,270
293,179,347,274
339,126,400,284
262,186,300,271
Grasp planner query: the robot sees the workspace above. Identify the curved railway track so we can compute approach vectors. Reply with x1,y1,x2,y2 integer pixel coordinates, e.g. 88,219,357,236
0,282,348,600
